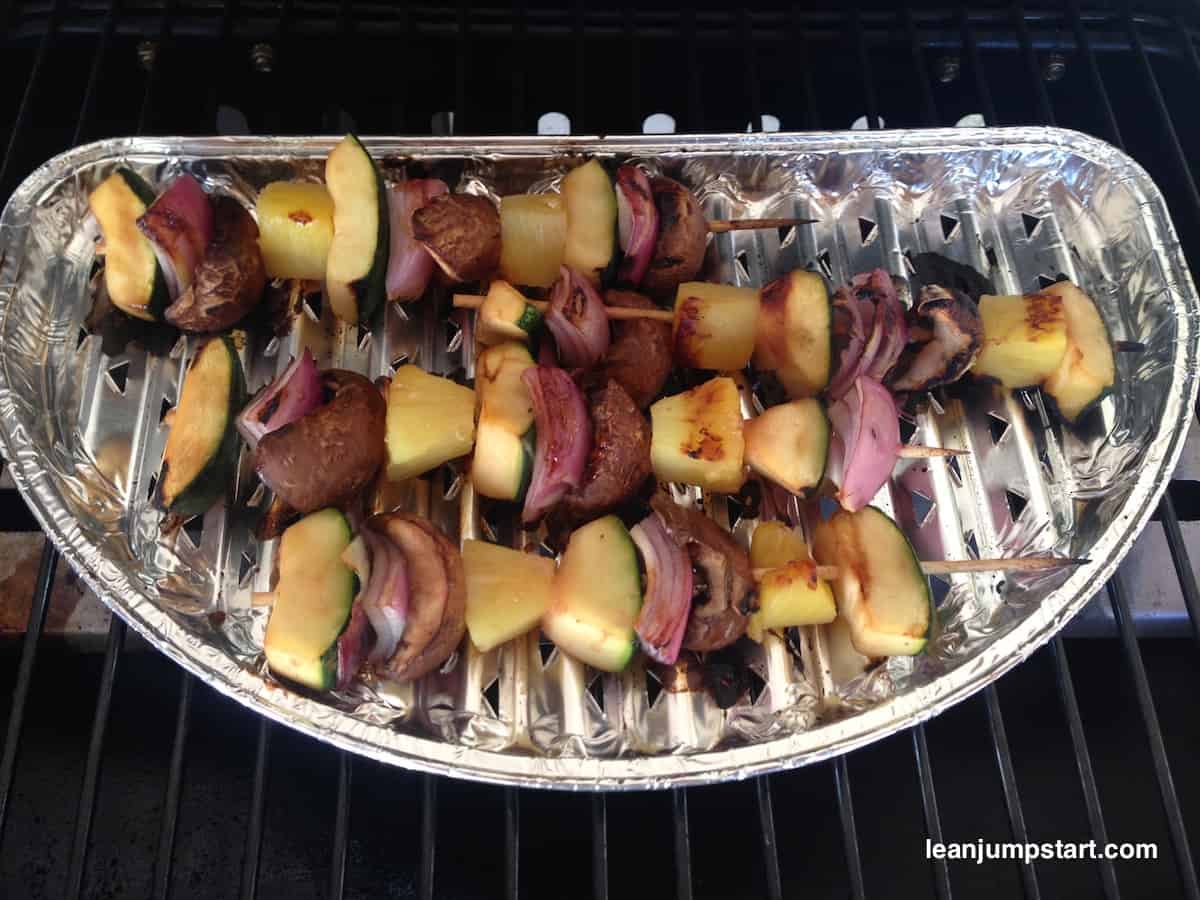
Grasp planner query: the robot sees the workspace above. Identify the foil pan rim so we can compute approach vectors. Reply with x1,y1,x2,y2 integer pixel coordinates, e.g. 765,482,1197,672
0,127,1195,790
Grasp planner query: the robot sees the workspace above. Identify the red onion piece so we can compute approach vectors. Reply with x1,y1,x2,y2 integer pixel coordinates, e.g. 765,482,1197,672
361,530,410,665
336,600,370,690
236,348,323,450
828,376,900,512
136,174,213,295
386,179,448,302
544,265,610,369
858,269,909,381
826,289,872,400
631,512,693,665
615,165,660,286
521,365,592,524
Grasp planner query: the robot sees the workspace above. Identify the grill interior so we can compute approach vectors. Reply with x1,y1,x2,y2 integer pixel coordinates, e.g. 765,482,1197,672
1,2,1200,898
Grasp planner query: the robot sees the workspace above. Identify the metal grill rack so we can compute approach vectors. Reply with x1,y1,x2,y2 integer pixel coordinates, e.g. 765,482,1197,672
0,2,1199,898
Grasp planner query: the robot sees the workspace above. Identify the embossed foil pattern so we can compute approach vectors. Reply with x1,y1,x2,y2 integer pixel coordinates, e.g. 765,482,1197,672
0,130,1195,789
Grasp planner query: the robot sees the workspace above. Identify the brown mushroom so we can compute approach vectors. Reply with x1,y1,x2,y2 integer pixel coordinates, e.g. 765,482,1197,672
599,289,673,408
890,285,984,392
640,176,708,298
411,193,501,283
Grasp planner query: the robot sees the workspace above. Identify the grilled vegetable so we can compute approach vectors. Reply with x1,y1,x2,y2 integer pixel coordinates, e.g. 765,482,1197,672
615,164,659,286
463,540,555,653
672,282,760,370
385,365,477,482
973,291,1069,387
88,168,171,321
599,289,672,408
889,285,982,392
372,513,467,682
1041,282,1116,422
749,520,809,570
137,174,214,299
325,134,390,324
522,366,591,524
743,397,828,495
472,343,536,502
560,379,652,523
255,181,335,281
649,376,745,493
413,193,501,284
165,196,266,332
827,376,899,513
478,280,543,345
543,515,642,671
630,510,692,665
499,193,567,288
642,176,708,298
236,349,322,450
256,370,387,514
562,160,617,285
812,506,931,657
386,179,448,301
158,336,246,517
747,522,835,641
263,508,356,690
753,269,833,397
545,265,611,369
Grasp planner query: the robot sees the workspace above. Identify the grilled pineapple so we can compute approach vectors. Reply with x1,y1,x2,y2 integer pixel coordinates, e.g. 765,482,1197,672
649,376,745,492
973,291,1069,387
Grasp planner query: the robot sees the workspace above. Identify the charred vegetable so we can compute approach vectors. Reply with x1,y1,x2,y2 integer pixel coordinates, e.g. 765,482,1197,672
889,285,982,392
499,194,567,288
263,508,357,690
743,397,828,495
747,522,835,641
649,376,746,493
973,291,1069,387
599,289,673,408
543,515,642,671
1041,281,1116,422
463,540,555,653
812,506,931,657
88,168,171,321
158,336,246,517
827,376,899,513
385,365,477,482
137,174,214,300
545,265,611,369
562,160,617,285
412,193,501,284
642,176,708,298
630,510,692,665
522,366,592,524
255,181,335,281
325,134,390,324
560,379,652,523
256,370,387,513
672,281,760,370
165,196,267,332
371,513,467,682
753,269,833,397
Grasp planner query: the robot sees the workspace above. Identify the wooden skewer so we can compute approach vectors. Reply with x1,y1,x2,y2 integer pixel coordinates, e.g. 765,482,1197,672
897,445,968,458
707,217,817,234
754,556,1087,581
453,292,675,322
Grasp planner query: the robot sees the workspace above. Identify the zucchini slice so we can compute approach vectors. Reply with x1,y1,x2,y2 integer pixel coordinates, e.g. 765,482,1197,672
754,269,833,397
543,515,642,671
472,342,537,501
743,397,828,495
88,168,171,321
158,336,246,517
812,506,931,657
263,508,356,690
562,159,617,285
1041,281,1116,423
478,280,543,346
325,134,390,324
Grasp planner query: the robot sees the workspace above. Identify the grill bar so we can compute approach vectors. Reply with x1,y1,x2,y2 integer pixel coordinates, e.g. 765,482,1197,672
834,756,866,900
672,788,693,900
853,8,879,128
913,724,952,900
65,617,126,900
0,545,58,846
790,4,821,127
506,788,520,900
755,777,783,900
1013,1,1055,124
152,671,192,900
983,686,1041,899
960,7,997,124
592,793,608,900
329,751,351,900
906,8,938,125
1107,575,1200,898
1051,638,1120,900
1158,494,1200,642
239,719,271,900
0,0,58,190
420,773,437,900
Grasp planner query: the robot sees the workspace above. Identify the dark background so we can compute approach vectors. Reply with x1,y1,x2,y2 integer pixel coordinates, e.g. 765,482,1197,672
1,2,1200,898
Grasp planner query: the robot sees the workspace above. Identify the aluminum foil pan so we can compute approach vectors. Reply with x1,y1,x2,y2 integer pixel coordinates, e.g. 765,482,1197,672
0,129,1195,790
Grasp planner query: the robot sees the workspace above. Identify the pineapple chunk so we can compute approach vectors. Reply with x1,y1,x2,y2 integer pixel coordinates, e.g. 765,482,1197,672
463,540,555,652
743,398,828,495
1041,282,1116,422
747,523,834,641
672,282,760,370
499,194,567,288
649,376,745,492
256,181,335,281
386,365,476,482
750,521,810,569
973,291,1069,387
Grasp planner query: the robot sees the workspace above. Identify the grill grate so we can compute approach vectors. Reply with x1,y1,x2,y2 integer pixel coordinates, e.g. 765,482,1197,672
0,2,1199,898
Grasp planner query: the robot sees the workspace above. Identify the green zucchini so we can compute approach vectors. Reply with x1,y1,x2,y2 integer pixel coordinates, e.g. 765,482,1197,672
88,168,171,321
263,508,356,690
472,342,537,501
1041,281,1116,423
562,159,617,286
325,134,389,324
478,280,543,345
743,397,828,495
812,506,931,658
542,515,642,672
158,335,246,517
472,421,534,502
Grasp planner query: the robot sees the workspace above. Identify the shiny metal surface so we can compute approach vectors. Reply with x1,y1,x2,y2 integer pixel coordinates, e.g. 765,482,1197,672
0,129,1195,789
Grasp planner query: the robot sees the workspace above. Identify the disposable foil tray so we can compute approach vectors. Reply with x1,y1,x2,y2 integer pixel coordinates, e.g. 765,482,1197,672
0,129,1195,789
